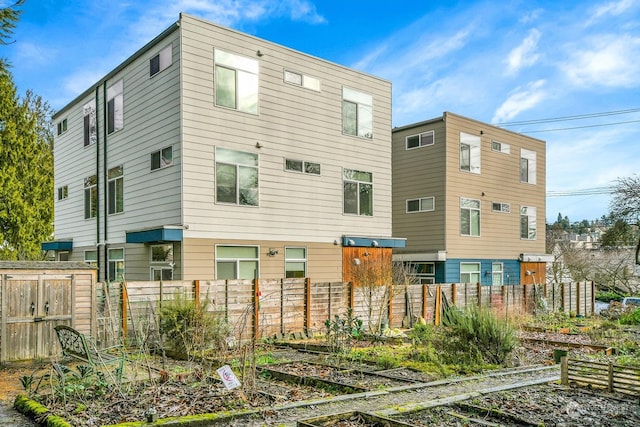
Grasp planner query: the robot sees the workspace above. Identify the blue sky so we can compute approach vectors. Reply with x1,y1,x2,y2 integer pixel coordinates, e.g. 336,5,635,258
4,0,640,224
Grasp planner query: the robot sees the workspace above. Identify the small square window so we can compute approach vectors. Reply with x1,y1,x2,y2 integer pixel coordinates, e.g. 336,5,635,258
57,119,68,135
406,131,434,149
151,146,173,170
491,141,510,154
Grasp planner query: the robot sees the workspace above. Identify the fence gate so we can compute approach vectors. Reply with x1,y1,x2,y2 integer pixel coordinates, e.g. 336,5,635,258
1,274,73,362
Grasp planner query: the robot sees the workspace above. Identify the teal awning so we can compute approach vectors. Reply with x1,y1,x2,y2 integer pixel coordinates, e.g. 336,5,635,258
342,236,406,248
126,227,183,243
41,240,73,251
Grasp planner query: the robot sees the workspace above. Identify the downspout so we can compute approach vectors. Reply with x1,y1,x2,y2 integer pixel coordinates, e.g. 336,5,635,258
95,86,101,277
102,82,109,281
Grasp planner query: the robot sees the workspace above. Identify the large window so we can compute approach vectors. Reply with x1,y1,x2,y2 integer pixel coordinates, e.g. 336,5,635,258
406,197,435,213
460,132,481,173
216,245,259,280
151,146,173,170
84,250,97,267
343,169,373,216
410,262,435,284
151,244,174,281
214,49,258,114
107,80,123,134
215,147,259,206
108,248,125,282
84,175,97,219
108,165,123,214
460,197,480,236
520,148,537,184
83,100,96,147
460,262,480,284
342,87,373,139
520,206,537,240
492,262,503,285
150,44,172,77
285,247,307,278
406,131,434,149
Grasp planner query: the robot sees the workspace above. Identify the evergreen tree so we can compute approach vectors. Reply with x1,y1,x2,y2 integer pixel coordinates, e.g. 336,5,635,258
1,1,24,72
0,71,54,259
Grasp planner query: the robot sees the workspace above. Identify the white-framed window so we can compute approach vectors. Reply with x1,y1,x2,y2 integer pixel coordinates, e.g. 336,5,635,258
151,146,173,170
108,165,124,214
84,175,97,219
215,245,259,280
520,148,537,184
409,262,435,284
491,202,510,213
284,158,320,175
491,262,503,285
57,185,68,201
215,147,259,206
460,197,480,237
342,87,373,139
460,262,481,284
84,250,97,266
491,141,510,154
107,79,123,134
285,247,307,278
108,247,125,282
150,44,172,77
284,69,320,91
406,131,434,149
520,206,537,240
406,197,435,213
214,49,259,114
460,132,481,174
150,244,174,280
83,100,96,147
57,118,67,135
343,169,373,216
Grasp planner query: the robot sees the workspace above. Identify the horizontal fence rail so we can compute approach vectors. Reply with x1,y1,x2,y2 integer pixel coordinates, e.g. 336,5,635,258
95,280,594,347
561,357,640,396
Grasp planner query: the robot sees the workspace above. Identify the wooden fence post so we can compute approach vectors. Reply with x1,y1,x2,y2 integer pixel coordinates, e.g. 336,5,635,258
476,282,482,307
608,362,614,392
253,278,260,341
280,279,285,335
193,280,200,309
523,283,528,313
121,282,128,341
560,356,568,385
576,282,581,316
451,283,457,306
305,277,311,335
388,282,394,327
560,283,565,313
590,281,595,316
435,285,441,326
422,284,428,322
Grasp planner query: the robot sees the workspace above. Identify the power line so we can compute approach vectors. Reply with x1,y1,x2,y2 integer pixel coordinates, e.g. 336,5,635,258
547,186,614,197
520,119,640,134
495,107,640,127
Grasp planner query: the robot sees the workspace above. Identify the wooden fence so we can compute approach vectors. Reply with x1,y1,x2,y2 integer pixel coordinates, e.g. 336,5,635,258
561,357,640,396
95,280,594,347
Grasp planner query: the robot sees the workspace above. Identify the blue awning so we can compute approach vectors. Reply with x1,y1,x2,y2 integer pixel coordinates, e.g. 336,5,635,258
41,240,73,251
126,227,183,244
342,236,406,248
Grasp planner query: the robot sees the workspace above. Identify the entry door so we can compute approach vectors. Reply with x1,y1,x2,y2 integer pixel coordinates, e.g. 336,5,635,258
1,274,73,362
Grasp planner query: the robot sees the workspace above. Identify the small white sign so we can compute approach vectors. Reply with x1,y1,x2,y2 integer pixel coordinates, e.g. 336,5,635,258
217,365,241,390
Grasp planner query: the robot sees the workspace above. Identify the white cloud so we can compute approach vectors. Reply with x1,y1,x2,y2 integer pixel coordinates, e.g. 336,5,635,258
505,29,541,75
62,69,108,99
492,80,546,123
12,41,55,68
562,34,640,88
519,8,543,24
587,0,636,25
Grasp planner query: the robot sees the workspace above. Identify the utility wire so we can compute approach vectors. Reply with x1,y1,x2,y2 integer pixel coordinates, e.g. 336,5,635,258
495,107,640,126
520,119,640,134
547,186,614,197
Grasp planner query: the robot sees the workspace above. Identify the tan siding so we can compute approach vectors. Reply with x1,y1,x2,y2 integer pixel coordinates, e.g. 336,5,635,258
443,113,546,259
179,15,392,244
182,238,342,282
392,120,447,254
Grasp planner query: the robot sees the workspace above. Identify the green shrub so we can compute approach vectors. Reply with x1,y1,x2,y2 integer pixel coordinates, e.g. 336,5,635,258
410,323,435,346
620,307,640,325
159,293,230,357
441,305,517,366
324,308,363,354
595,291,624,302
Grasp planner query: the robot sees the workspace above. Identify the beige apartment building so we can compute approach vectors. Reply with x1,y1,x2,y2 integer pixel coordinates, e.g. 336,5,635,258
45,13,404,282
392,112,551,286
